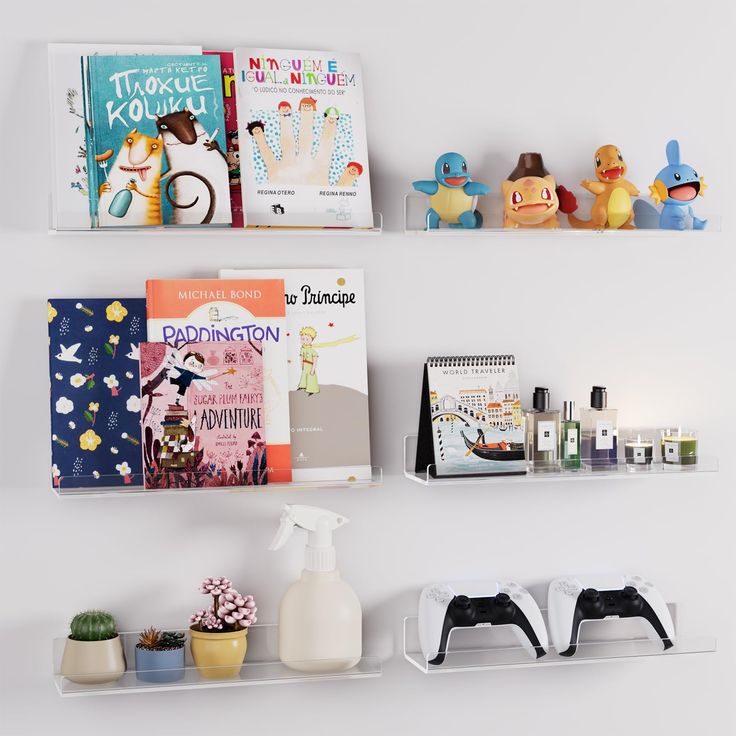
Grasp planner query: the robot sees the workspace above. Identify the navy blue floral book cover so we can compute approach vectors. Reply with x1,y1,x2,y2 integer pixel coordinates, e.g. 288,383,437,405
48,298,146,489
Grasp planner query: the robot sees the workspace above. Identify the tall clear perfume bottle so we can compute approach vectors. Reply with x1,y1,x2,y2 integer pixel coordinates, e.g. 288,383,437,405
560,400,581,470
524,387,560,471
580,386,618,467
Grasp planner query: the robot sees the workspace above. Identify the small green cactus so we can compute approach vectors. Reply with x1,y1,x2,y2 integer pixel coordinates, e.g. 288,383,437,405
69,610,118,641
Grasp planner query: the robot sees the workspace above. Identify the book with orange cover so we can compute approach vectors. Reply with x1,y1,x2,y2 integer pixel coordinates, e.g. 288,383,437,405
146,278,291,482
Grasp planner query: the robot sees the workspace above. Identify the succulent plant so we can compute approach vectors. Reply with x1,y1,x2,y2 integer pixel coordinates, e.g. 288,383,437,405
159,631,186,649
69,610,118,641
137,627,161,650
137,628,186,650
190,577,257,633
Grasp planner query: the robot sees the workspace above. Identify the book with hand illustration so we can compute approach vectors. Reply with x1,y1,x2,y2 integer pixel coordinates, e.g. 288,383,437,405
233,47,373,228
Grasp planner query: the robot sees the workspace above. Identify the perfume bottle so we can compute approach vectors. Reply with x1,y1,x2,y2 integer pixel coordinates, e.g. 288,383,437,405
524,387,560,471
580,386,618,467
560,400,581,470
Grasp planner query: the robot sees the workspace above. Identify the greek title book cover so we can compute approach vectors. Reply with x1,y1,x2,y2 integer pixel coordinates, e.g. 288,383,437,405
140,341,266,489
48,298,146,489
84,54,231,228
146,278,291,482
234,47,373,228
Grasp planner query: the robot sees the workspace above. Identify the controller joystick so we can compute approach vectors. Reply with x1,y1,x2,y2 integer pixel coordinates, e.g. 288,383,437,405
548,574,676,657
418,581,549,666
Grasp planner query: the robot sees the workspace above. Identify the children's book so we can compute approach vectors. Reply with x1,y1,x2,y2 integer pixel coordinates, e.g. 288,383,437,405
48,43,201,230
204,51,244,227
83,54,231,228
233,47,373,228
47,297,146,489
220,269,370,482
415,356,526,478
139,341,266,489
146,278,291,482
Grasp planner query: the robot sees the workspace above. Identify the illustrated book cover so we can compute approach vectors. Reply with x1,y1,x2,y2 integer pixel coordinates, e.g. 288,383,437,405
83,53,231,228
48,297,146,489
233,47,373,228
139,341,266,489
204,50,244,227
415,355,526,478
220,269,370,482
146,278,291,482
48,42,201,230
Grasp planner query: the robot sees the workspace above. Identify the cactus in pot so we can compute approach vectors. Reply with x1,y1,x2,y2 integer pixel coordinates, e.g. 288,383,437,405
61,610,126,685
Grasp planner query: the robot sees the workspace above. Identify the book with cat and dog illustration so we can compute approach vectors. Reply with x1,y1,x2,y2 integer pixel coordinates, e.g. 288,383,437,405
82,54,231,228
233,47,373,228
415,355,527,478
139,340,266,489
145,278,292,483
47,43,201,230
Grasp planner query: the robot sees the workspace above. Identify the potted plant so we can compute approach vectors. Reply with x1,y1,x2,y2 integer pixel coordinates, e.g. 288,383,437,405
134,628,186,683
189,577,257,679
60,610,126,685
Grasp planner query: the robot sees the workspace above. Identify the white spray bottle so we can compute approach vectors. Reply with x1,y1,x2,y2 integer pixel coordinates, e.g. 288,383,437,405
269,504,362,672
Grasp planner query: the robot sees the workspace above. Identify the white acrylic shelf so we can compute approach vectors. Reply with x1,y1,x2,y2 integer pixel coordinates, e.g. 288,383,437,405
52,465,383,499
404,434,718,487
53,624,381,697
404,192,720,235
403,606,716,674
48,211,383,236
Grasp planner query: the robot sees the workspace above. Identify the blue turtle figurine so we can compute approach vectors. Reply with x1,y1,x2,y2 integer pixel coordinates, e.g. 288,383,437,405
412,153,489,229
649,140,707,230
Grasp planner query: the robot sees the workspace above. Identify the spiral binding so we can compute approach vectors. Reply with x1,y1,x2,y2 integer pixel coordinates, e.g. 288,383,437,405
426,355,515,367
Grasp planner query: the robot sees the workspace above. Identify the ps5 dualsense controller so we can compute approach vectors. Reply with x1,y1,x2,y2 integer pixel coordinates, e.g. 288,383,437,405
548,574,676,657
418,581,548,665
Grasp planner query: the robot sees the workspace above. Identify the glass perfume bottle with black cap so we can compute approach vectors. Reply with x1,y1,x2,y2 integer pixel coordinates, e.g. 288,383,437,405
524,387,560,471
560,400,581,470
580,385,618,467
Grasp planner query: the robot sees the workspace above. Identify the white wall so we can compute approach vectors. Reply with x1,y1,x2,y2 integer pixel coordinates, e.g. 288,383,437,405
1,1,734,733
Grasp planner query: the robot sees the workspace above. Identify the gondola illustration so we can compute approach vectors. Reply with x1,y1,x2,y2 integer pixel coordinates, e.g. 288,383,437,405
462,430,525,461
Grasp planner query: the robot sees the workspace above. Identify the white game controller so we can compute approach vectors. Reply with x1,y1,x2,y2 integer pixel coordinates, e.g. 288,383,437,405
418,580,549,665
548,574,676,657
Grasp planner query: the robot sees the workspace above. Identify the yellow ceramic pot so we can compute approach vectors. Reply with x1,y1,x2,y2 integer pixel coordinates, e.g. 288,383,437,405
189,626,247,679
60,635,126,685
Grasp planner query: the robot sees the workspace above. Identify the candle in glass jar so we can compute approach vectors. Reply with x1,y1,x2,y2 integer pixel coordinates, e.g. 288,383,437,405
660,428,698,465
625,435,653,467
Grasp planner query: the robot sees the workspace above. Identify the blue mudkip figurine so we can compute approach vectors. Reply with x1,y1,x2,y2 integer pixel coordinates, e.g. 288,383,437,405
413,153,489,229
649,140,707,230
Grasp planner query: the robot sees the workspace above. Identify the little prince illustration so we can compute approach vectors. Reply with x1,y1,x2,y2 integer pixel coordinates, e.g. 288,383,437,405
297,326,360,396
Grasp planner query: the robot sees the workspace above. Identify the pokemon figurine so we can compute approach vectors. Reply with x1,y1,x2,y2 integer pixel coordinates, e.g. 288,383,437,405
564,145,639,229
413,152,489,229
649,140,707,230
502,153,562,229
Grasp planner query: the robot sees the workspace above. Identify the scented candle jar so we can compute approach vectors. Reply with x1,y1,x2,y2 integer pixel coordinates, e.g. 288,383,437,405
660,428,698,466
624,434,654,470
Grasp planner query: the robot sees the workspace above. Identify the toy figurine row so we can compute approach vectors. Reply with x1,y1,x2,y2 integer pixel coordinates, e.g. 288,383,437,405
413,140,706,231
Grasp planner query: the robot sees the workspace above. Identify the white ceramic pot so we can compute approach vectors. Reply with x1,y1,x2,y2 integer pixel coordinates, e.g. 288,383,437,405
60,635,126,685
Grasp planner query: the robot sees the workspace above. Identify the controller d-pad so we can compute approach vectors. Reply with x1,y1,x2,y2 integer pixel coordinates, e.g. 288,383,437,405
555,580,582,597
427,586,452,604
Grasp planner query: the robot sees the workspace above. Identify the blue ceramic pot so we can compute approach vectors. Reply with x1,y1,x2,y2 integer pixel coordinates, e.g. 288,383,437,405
135,646,185,683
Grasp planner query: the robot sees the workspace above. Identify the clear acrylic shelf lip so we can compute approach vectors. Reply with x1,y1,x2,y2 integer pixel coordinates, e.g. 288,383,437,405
403,607,716,674
52,466,383,498
53,624,381,697
404,192,721,235
48,211,382,236
403,434,718,486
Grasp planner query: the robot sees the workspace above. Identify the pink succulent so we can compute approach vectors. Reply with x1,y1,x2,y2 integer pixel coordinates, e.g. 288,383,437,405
218,590,258,628
198,577,232,596
189,608,223,631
